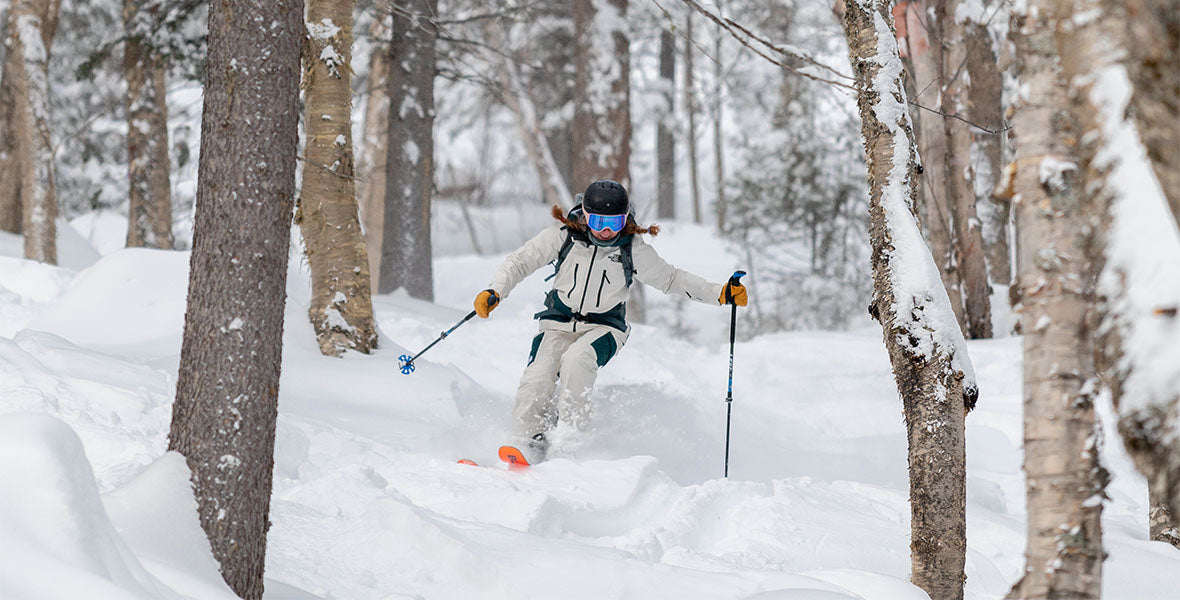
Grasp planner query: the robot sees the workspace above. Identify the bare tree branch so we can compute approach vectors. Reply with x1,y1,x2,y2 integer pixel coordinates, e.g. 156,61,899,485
658,0,857,91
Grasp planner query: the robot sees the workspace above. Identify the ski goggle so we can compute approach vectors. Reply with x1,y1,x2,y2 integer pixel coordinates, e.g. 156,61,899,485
586,212,627,232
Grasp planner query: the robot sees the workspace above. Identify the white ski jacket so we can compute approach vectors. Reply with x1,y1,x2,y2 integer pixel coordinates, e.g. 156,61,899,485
488,223,724,333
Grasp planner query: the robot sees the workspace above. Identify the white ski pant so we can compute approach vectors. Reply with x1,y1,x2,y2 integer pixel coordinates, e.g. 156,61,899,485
511,325,628,439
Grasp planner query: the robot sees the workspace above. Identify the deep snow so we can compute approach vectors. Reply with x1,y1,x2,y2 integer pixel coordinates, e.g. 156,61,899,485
0,218,1177,600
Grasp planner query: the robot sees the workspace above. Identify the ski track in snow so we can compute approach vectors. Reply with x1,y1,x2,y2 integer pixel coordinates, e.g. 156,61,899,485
0,223,1177,600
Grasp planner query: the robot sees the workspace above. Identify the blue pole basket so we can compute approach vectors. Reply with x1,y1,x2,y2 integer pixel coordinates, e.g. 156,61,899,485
398,354,416,375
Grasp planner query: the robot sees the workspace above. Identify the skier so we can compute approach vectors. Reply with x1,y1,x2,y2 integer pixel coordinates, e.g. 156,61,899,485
473,179,748,465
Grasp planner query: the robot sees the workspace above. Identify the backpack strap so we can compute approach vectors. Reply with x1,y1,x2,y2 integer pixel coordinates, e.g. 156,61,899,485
544,229,576,282
620,241,634,287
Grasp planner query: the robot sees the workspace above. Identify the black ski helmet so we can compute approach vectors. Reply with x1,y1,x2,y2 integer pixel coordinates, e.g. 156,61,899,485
581,179,629,215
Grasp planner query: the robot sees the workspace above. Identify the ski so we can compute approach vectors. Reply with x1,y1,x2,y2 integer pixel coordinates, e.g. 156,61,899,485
497,445,531,467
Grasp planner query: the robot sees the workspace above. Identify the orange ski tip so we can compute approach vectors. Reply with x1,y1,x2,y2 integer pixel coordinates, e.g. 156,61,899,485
457,459,477,466
498,445,531,466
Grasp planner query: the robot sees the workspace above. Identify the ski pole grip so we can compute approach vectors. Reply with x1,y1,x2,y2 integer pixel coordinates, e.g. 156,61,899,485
725,270,747,305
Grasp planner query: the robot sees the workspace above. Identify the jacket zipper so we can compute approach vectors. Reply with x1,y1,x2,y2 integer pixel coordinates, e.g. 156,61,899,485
569,264,580,297
596,271,610,306
576,246,598,317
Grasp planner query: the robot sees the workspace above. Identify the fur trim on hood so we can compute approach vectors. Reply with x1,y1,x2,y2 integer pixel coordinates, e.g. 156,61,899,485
551,205,660,237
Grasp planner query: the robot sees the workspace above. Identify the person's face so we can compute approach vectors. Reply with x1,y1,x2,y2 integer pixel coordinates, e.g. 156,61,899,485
591,226,617,241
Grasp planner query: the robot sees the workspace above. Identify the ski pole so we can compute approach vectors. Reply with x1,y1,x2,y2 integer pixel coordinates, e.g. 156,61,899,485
398,295,497,374
723,270,746,478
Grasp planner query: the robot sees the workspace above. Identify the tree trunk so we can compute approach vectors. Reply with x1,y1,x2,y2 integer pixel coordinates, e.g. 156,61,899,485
941,1,992,339
684,13,701,223
1054,0,1180,553
572,0,631,189
963,7,1010,286
0,38,21,234
656,28,675,219
123,0,173,249
167,1,303,598
842,4,976,599
1004,3,1106,598
1151,485,1180,548
298,0,378,356
357,16,389,294
9,0,60,264
380,0,436,298
1121,0,1180,228
903,1,968,335
712,0,725,232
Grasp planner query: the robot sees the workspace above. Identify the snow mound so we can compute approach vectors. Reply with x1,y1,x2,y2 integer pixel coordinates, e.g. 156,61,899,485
102,453,240,599
0,413,175,599
0,256,75,337
28,248,190,350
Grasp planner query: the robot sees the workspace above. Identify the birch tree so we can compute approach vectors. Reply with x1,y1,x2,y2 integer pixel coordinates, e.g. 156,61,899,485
1053,0,1180,549
298,0,378,356
6,0,60,264
940,0,991,339
842,3,977,598
380,0,436,298
1001,2,1106,597
572,0,631,189
167,0,303,597
903,0,992,339
123,0,173,249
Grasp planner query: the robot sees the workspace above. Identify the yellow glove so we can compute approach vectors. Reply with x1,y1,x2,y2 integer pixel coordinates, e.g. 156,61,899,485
720,281,748,307
474,289,500,318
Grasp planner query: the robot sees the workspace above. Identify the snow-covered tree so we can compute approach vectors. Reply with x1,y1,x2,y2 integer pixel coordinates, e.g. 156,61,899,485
841,3,977,598
298,0,378,356
898,1,964,337
1121,0,1179,227
168,0,304,597
1053,0,1180,549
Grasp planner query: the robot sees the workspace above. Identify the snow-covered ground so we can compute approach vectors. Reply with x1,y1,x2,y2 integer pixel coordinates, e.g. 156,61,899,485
1,219,1177,600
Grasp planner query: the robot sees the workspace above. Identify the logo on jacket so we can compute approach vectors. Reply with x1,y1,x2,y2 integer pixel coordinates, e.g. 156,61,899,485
608,254,623,263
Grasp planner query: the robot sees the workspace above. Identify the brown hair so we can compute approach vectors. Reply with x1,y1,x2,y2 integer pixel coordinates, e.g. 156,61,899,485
550,205,660,236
